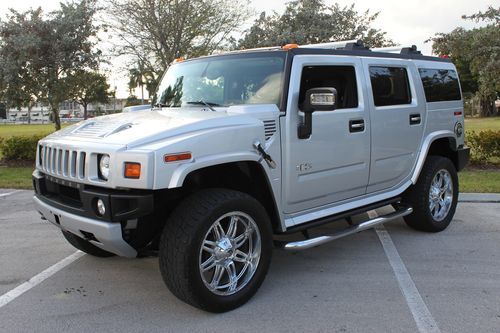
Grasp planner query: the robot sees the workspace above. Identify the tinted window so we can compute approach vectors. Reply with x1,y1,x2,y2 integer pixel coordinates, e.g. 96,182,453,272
418,68,461,102
369,67,411,106
299,66,358,109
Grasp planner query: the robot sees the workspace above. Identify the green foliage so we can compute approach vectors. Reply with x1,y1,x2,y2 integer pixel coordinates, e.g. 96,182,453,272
429,6,500,117
238,0,394,49
0,134,45,161
67,70,111,119
0,1,103,130
108,0,251,84
466,130,500,164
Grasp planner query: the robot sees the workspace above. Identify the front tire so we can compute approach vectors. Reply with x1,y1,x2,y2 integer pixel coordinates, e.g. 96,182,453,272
403,156,458,232
62,230,115,257
159,189,273,312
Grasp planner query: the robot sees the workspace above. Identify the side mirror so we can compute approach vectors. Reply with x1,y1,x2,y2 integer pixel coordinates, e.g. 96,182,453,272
299,87,337,139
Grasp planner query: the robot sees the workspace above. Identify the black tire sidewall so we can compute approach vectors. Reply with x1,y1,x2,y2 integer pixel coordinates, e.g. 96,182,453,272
407,156,459,232
161,190,273,312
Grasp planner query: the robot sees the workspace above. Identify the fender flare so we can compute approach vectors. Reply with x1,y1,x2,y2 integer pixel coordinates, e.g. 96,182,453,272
168,152,265,189
411,130,456,184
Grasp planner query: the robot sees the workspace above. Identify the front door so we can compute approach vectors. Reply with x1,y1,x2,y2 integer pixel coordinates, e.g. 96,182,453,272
282,56,371,214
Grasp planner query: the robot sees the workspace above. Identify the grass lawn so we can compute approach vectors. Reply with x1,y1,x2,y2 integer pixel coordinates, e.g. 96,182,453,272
0,123,59,138
459,170,500,193
0,167,33,189
464,116,500,132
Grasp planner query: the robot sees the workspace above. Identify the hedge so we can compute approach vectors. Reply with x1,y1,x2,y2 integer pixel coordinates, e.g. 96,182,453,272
0,134,45,161
465,130,500,164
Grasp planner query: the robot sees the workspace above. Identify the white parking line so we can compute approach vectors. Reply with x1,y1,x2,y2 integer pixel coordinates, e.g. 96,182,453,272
0,190,21,198
375,224,441,333
0,251,85,308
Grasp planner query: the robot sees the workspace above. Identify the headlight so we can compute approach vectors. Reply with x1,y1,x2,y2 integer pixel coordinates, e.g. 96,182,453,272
99,154,110,180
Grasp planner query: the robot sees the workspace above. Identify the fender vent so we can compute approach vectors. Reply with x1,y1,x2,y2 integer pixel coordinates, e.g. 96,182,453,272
263,120,277,141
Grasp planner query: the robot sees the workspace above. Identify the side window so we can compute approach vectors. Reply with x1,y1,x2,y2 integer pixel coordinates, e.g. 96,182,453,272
299,66,358,109
418,68,462,102
369,66,411,107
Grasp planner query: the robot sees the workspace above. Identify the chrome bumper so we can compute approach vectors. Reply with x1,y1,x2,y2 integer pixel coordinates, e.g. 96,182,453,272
33,196,137,257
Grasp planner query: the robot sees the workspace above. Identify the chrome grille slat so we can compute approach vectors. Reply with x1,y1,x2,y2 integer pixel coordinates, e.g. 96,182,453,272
38,144,87,181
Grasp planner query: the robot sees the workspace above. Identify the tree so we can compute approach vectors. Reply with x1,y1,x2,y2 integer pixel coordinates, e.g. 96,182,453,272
108,0,251,94
0,1,103,130
67,71,111,119
238,0,394,49
0,8,44,124
429,6,500,117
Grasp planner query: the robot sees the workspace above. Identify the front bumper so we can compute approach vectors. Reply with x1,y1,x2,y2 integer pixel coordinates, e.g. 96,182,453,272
34,196,137,257
33,170,156,257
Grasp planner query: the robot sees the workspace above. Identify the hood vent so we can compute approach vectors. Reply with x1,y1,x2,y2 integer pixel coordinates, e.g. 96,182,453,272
263,120,277,141
71,121,132,138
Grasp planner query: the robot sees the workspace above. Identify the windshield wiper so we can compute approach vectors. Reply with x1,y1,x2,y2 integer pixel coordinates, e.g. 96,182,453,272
154,102,169,108
186,100,221,111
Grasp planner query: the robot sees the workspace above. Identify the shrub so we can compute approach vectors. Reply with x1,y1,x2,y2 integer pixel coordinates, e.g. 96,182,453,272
466,130,500,164
0,134,45,161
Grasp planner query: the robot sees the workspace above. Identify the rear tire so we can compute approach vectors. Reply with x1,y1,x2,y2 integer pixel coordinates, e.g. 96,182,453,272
159,189,273,313
62,230,115,257
403,155,458,232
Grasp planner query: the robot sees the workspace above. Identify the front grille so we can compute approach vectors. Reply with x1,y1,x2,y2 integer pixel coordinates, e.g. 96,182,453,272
38,144,87,180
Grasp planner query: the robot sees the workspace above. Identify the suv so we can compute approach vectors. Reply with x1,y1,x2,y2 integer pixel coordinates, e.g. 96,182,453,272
33,40,469,312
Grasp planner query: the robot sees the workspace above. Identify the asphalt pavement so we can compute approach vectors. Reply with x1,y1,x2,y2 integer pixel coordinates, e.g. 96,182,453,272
0,190,499,332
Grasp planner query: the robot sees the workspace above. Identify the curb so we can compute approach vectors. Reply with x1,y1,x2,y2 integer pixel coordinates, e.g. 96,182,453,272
458,193,500,203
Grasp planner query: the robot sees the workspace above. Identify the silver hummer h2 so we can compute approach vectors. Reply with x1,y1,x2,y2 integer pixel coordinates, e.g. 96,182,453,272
33,40,470,312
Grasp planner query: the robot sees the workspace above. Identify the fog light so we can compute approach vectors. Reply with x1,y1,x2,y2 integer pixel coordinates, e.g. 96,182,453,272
96,199,106,216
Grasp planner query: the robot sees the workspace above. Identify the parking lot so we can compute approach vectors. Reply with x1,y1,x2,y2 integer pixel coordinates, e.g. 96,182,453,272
1,189,499,332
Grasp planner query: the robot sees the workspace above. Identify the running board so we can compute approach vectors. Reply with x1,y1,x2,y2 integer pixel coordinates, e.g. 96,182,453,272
282,205,413,251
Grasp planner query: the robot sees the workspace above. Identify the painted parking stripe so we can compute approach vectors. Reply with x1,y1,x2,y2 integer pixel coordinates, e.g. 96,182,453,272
0,190,21,198
375,223,441,333
0,251,85,308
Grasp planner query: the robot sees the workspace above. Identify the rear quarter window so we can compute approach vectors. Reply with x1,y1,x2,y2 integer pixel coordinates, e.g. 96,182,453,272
418,68,462,102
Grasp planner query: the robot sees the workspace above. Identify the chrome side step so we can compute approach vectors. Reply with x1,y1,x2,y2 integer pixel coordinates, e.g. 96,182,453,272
283,205,413,251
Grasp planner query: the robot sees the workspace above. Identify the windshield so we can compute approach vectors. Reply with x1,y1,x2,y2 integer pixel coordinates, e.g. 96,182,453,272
154,53,286,108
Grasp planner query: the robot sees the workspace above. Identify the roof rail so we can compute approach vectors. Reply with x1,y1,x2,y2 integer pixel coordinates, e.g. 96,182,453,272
372,45,422,55
300,39,368,50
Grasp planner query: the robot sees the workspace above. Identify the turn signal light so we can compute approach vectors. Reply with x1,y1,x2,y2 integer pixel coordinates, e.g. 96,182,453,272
164,152,192,163
124,162,141,179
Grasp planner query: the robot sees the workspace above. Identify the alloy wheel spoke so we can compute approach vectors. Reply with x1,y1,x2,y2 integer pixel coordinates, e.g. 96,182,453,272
202,240,217,254
226,216,238,239
226,262,238,292
201,255,216,272
233,249,249,263
210,265,225,288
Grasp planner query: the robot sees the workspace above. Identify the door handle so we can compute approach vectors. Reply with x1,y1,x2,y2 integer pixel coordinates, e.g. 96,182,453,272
349,119,365,133
410,114,421,125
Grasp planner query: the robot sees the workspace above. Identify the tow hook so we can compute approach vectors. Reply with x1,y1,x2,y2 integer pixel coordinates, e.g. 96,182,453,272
253,141,277,169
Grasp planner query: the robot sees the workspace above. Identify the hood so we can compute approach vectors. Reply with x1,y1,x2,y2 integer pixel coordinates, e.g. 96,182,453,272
44,105,279,149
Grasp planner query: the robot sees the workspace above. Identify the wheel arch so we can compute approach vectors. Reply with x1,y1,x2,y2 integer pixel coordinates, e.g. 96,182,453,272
180,161,283,233
412,131,460,184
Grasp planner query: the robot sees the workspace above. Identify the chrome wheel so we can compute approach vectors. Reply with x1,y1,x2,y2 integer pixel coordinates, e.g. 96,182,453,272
199,211,261,296
429,169,453,221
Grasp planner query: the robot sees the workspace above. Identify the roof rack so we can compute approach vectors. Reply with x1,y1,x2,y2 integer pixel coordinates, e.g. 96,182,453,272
300,39,368,51
371,45,422,55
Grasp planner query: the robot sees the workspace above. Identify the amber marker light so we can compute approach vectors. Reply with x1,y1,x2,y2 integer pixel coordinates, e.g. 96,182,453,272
282,43,299,50
124,162,141,179
164,152,192,163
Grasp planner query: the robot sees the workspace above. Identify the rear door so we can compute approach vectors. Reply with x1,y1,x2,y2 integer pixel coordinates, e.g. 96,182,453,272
362,58,425,193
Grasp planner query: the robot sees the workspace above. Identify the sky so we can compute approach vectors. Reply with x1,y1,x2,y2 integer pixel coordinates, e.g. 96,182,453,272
0,0,495,98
